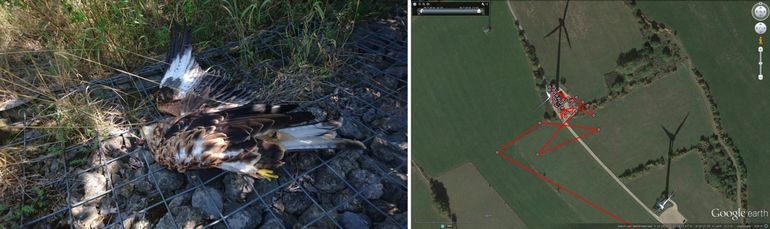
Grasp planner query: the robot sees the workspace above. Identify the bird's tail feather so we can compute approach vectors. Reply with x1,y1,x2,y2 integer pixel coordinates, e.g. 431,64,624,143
278,120,365,151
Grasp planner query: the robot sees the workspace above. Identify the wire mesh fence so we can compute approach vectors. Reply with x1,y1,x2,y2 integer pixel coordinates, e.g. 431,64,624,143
1,15,406,229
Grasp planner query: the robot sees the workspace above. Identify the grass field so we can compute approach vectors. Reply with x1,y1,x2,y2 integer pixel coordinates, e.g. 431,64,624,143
508,1,643,100
413,3,657,227
411,163,450,229
571,64,714,174
626,152,737,223
437,162,528,229
636,1,770,215
506,124,659,225
412,2,542,176
412,3,586,227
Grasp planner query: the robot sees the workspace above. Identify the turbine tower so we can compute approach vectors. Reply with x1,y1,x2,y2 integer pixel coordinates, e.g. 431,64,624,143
544,0,572,89
660,112,689,205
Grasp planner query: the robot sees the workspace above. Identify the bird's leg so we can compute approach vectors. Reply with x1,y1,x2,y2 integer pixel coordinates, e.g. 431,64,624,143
257,169,279,181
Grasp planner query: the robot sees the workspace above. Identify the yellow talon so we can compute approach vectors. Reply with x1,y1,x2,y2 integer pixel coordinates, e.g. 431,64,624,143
257,169,279,181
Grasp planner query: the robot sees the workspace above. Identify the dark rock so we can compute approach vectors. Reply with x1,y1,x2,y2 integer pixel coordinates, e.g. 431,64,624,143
381,180,407,211
348,169,383,199
338,116,368,140
281,191,311,215
155,206,204,229
393,213,407,225
329,150,361,175
168,192,191,209
313,167,345,193
375,220,401,229
125,195,149,213
335,189,363,212
362,108,378,123
340,212,370,229
192,186,224,219
252,177,281,196
258,216,284,229
186,169,226,186
370,138,406,167
225,207,262,229
365,199,398,223
289,152,320,171
223,173,255,202
298,206,336,228
147,164,185,194
357,156,385,175
134,148,155,165
134,180,154,194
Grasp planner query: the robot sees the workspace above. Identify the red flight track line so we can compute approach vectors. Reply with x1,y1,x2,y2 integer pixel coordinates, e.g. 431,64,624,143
538,122,598,156
496,138,635,228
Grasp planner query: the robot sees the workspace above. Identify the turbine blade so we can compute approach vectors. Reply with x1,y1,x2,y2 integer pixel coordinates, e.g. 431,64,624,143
661,125,674,139
674,112,690,136
545,25,560,38
562,0,570,19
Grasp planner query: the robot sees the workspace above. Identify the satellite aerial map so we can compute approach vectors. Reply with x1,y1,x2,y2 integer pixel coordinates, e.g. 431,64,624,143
411,0,770,228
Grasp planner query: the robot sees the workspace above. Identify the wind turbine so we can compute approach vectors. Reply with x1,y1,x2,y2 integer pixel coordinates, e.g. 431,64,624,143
658,112,689,209
656,191,675,210
544,0,572,90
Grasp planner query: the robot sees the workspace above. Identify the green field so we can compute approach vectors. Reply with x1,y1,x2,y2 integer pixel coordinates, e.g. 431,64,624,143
412,4,585,227
626,152,737,223
412,2,542,177
437,163,528,229
411,164,450,229
571,65,714,174
509,1,643,100
636,1,770,215
413,3,656,227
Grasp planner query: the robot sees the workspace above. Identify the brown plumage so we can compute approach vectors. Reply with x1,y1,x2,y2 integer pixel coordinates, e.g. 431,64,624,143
141,24,364,180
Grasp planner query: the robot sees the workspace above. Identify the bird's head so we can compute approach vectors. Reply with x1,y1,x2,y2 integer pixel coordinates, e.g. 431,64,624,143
138,123,160,149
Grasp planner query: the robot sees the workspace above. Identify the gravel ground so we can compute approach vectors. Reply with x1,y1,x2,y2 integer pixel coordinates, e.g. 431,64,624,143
30,15,408,229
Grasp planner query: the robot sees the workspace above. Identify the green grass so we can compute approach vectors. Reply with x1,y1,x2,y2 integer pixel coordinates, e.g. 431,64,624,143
635,1,770,214
412,3,542,176
413,3,656,227
571,65,714,174
626,152,737,223
437,162,528,229
411,163,450,229
412,4,582,228
508,1,643,100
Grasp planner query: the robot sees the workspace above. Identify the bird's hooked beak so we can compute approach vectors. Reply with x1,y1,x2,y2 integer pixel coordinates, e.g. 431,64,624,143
118,132,143,152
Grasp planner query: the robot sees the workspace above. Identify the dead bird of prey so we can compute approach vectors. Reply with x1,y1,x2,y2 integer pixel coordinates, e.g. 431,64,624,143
136,24,363,180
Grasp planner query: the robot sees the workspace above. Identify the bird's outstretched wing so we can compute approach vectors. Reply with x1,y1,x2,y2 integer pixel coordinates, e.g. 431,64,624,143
154,103,313,172
157,23,254,117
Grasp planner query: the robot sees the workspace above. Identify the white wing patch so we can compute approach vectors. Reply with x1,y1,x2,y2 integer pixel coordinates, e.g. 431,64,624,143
160,46,207,99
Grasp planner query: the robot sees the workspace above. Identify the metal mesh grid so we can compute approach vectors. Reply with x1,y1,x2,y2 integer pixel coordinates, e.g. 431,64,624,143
5,18,406,229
